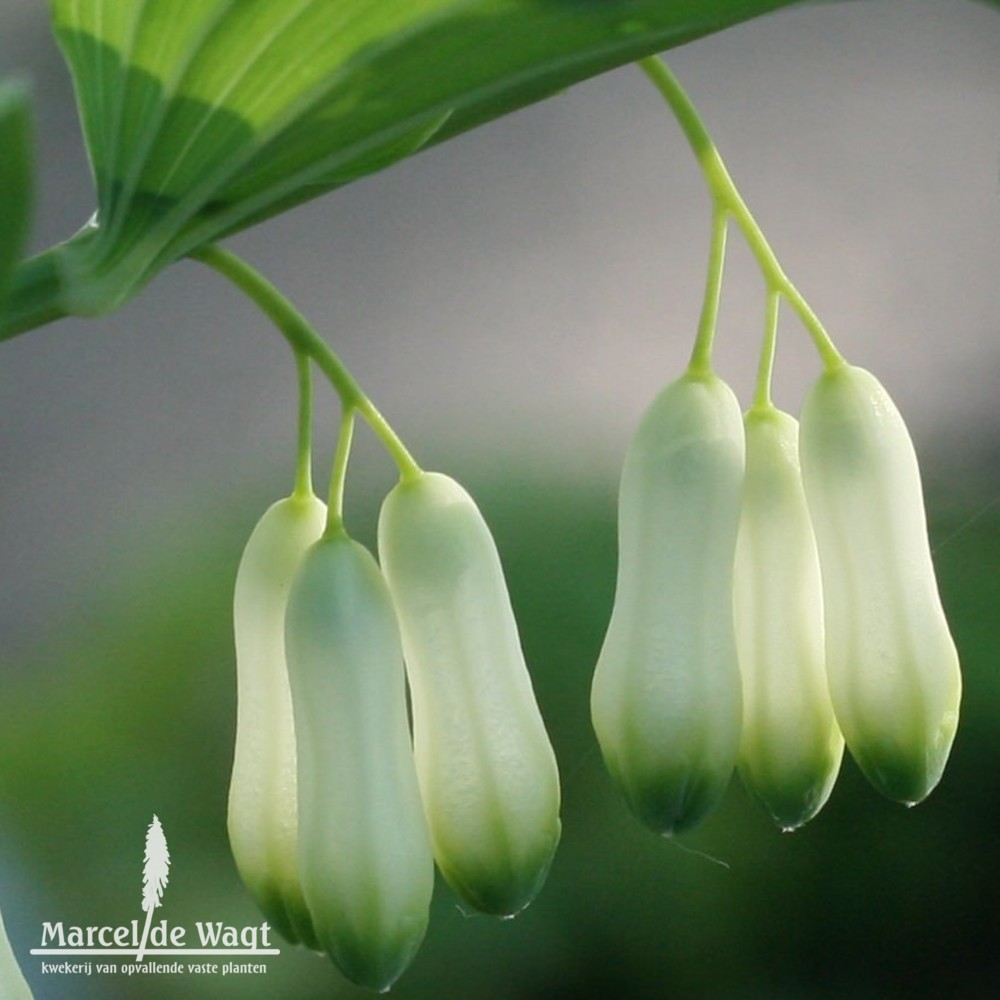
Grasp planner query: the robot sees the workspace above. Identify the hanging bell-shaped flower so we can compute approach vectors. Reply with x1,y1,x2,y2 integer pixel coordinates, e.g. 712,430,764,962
378,472,561,918
799,363,961,805
591,371,745,835
229,492,326,950
285,534,434,991
734,407,843,830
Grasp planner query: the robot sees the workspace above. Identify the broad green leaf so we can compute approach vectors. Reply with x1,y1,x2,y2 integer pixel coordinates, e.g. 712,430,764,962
0,81,32,310
34,0,798,322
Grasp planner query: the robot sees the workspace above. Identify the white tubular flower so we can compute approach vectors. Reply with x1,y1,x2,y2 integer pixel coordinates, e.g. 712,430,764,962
591,371,745,835
285,535,434,992
229,493,326,950
734,407,844,830
378,472,561,919
800,363,962,805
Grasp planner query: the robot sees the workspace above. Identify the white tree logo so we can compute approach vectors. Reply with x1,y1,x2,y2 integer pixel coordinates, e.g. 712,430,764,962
136,815,170,961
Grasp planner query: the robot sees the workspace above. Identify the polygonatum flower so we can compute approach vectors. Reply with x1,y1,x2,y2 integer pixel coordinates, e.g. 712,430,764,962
378,471,561,918
734,406,843,830
800,363,961,805
591,370,745,835
228,492,326,951
285,534,433,991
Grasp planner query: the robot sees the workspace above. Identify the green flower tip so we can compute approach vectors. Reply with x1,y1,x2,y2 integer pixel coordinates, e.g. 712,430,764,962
435,814,562,918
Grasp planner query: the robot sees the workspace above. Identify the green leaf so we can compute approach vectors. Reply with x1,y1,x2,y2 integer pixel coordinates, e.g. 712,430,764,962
36,0,798,321
0,81,32,311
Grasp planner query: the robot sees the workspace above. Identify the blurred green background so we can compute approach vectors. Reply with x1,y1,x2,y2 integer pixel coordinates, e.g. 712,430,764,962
2,474,998,1000
2,2,998,998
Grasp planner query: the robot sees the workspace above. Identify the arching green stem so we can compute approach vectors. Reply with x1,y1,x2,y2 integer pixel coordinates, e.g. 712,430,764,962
293,350,314,500
688,205,727,377
751,289,780,413
191,245,422,481
325,406,355,539
639,57,844,371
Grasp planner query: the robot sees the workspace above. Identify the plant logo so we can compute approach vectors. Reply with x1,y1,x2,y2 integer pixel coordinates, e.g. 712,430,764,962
137,815,169,961
30,815,279,984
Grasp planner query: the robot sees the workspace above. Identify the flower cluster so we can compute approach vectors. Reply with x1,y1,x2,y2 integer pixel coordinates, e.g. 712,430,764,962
214,57,963,993
227,471,560,991
591,362,962,836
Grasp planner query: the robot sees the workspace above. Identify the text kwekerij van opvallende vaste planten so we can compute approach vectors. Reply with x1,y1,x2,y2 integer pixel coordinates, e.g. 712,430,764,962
0,7,964,995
